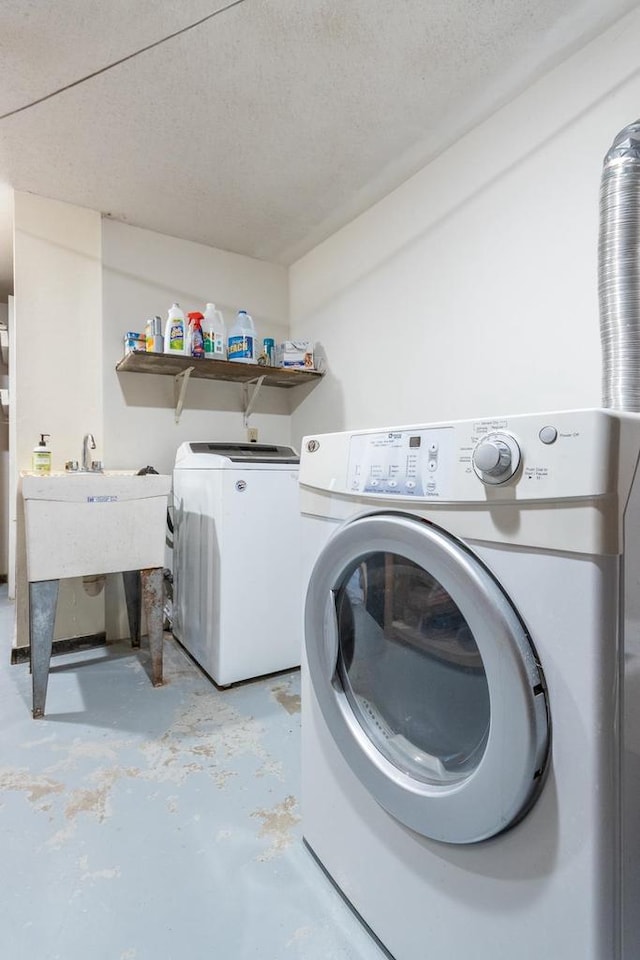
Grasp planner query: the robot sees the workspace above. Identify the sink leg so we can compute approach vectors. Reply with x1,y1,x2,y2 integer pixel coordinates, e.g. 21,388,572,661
30,579,59,719
122,570,141,648
141,567,163,686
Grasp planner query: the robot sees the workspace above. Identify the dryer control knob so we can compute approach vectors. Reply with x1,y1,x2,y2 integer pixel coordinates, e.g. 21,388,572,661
472,434,520,484
473,440,510,474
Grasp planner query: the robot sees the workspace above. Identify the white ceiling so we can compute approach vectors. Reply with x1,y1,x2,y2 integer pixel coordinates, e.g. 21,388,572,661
0,0,637,300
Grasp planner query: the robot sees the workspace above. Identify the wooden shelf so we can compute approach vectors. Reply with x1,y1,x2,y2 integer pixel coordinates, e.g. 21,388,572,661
116,350,322,387
116,349,324,423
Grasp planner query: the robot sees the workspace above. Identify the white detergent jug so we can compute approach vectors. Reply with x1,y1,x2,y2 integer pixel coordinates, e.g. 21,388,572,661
203,303,226,359
164,302,185,355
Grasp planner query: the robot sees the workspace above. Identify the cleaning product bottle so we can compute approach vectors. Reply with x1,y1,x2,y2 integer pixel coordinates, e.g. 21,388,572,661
202,303,226,359
227,309,256,363
145,316,163,353
32,434,52,474
186,312,205,358
164,302,185,355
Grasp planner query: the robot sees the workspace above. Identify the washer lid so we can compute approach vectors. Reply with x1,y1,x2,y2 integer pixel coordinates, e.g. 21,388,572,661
175,441,299,466
305,512,550,844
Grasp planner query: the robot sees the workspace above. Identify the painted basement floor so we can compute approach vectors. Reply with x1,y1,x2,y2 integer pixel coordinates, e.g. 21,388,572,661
0,589,386,960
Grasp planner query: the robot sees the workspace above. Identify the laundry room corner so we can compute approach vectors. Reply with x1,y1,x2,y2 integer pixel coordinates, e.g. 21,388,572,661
287,9,640,446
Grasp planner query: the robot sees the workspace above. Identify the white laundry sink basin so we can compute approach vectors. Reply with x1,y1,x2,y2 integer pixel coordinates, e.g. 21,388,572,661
21,471,171,581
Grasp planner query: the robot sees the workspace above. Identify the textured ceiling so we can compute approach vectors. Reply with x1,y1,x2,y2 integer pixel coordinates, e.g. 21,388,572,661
0,0,637,300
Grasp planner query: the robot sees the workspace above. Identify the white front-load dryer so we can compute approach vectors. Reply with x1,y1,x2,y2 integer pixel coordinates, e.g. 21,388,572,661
299,410,640,959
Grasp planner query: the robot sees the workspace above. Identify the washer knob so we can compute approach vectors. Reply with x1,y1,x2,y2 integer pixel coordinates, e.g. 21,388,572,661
472,434,520,483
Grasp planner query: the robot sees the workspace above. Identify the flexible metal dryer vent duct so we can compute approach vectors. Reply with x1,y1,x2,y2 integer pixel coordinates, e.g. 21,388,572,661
599,120,640,411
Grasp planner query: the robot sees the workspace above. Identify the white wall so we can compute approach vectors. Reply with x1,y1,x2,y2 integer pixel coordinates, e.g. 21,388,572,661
289,8,640,444
0,300,8,578
7,296,15,599
13,192,103,646
102,220,291,474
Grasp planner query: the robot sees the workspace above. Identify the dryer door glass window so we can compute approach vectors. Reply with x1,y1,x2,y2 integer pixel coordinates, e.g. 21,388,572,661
305,513,549,843
336,553,490,786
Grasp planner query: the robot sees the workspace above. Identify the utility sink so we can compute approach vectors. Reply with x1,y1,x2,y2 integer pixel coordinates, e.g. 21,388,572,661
21,471,171,582
22,470,171,718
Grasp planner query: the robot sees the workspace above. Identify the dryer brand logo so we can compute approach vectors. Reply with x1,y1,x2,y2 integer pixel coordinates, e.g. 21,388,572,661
235,480,247,492
306,440,320,453
388,432,401,439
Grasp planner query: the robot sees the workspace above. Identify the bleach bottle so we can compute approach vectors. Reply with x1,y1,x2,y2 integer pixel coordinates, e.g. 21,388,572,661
227,310,256,363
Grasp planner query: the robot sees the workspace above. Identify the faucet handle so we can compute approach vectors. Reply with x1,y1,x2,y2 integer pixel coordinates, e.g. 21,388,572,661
65,460,79,472
90,460,103,473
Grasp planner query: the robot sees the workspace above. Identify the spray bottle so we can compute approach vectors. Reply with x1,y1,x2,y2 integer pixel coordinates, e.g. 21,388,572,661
186,312,205,358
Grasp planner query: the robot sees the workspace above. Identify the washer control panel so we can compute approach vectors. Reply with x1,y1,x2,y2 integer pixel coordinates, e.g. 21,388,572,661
347,428,454,498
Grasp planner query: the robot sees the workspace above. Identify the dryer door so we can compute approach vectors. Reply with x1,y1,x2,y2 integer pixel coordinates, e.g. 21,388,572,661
305,513,550,844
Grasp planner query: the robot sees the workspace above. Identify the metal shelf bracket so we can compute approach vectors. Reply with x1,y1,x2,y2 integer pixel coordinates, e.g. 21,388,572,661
174,366,195,423
242,375,266,426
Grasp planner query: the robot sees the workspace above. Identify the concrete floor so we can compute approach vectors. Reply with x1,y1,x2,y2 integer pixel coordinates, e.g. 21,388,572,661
0,588,386,960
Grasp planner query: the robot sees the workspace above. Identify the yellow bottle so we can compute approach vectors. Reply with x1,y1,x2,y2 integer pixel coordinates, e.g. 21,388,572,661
32,434,52,474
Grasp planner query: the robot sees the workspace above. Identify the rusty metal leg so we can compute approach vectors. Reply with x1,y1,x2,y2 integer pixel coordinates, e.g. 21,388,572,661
30,579,59,719
122,570,141,648
141,566,163,687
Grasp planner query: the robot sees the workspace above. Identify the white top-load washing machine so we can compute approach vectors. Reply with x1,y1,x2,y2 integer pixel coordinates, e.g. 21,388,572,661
173,441,301,686
299,409,640,960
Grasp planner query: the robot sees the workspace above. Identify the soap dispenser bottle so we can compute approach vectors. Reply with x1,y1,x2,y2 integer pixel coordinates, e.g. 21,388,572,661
32,434,52,474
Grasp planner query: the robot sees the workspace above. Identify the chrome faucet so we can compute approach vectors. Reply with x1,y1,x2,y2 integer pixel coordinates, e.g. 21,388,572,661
82,433,96,472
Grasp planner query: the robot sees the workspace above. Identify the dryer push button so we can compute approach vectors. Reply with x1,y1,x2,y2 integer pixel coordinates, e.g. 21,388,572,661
539,425,558,445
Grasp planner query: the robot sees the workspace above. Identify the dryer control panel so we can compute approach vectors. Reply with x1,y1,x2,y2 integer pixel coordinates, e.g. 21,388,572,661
301,410,640,554
347,428,455,498
303,409,640,506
